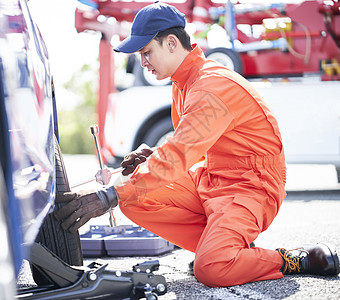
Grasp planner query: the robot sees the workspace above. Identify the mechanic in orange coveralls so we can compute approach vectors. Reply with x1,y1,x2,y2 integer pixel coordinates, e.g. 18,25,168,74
55,1,339,287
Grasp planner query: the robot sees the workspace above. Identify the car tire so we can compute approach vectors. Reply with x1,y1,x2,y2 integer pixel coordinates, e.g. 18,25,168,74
30,134,83,286
142,117,174,147
205,47,243,74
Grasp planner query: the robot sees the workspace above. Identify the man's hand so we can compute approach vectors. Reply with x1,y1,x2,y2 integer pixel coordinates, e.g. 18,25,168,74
121,148,153,176
54,186,118,233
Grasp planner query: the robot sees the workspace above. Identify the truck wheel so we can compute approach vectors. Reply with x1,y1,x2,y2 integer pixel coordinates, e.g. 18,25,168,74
30,134,83,286
132,56,171,86
143,117,174,147
205,47,243,74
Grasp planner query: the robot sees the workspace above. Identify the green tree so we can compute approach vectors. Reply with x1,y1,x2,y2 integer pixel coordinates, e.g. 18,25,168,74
58,63,98,154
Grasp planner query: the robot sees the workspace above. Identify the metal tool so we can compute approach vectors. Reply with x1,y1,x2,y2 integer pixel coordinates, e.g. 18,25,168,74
90,124,116,226
90,124,104,169
70,167,123,189
18,243,167,299
90,124,113,185
70,124,123,189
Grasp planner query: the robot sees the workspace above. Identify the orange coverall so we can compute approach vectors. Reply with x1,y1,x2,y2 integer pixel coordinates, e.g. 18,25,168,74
115,44,287,287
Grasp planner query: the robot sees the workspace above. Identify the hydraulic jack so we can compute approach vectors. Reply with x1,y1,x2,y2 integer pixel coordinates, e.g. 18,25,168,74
17,243,167,299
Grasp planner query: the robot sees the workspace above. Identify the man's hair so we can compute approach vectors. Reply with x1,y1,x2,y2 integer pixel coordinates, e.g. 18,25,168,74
154,27,193,51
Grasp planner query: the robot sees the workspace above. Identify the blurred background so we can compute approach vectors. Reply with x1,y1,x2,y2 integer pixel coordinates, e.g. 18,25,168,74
27,0,340,190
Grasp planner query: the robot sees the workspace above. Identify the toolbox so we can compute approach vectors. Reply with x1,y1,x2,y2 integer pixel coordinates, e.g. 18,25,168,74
80,225,117,257
81,225,174,257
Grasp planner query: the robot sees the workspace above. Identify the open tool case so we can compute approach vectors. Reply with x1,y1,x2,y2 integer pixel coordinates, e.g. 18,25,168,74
81,225,174,257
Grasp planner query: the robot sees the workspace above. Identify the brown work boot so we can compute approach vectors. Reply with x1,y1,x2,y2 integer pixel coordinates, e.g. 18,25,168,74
277,243,340,276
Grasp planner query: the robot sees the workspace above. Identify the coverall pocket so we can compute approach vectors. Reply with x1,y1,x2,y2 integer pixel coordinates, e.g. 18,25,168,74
214,194,266,248
231,194,266,233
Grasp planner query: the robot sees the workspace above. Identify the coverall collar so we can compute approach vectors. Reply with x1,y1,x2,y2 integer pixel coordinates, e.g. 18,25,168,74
171,44,205,90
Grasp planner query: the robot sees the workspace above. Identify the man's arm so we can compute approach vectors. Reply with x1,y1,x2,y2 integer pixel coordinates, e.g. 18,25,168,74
114,89,234,204
54,89,233,231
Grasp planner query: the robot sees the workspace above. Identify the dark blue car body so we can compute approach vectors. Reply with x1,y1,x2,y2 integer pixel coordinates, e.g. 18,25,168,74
0,0,57,279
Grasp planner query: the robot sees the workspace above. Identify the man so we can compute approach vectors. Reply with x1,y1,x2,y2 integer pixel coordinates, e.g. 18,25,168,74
55,1,339,287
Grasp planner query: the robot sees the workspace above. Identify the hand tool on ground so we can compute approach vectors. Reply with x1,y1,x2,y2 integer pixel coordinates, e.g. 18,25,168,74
19,243,167,299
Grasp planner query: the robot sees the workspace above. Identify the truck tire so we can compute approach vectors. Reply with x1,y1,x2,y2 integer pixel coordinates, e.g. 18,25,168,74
142,117,174,147
30,134,83,286
132,56,171,87
205,47,243,74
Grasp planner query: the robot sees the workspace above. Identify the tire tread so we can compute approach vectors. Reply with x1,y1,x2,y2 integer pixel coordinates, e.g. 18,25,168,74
31,135,83,285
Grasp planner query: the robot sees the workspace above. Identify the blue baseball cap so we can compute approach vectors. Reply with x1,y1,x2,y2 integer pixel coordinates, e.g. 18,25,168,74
114,1,186,53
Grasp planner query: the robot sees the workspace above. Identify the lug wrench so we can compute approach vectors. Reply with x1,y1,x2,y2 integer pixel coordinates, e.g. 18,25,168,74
70,124,123,187
70,167,123,189
68,124,117,188
90,124,113,185
90,124,104,169
70,125,121,225
90,124,116,226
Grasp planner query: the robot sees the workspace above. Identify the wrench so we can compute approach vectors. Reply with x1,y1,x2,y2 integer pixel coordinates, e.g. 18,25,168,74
90,124,117,226
90,124,104,170
70,167,123,189
71,125,122,188
90,124,112,185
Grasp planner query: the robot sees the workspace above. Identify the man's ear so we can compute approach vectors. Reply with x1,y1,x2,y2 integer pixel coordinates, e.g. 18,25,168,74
166,34,178,52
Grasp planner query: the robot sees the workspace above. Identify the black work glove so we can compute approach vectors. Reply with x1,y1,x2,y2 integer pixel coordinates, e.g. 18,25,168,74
54,186,118,233
121,148,153,176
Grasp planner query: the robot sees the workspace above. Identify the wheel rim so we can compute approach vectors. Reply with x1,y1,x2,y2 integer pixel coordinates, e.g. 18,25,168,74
206,52,235,70
143,68,171,86
155,131,174,146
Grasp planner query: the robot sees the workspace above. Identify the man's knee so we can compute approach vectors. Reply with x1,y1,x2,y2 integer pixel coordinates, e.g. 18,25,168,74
194,247,240,287
194,258,238,287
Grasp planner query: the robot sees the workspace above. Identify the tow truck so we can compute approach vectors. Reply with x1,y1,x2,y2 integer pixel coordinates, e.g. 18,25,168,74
75,0,340,181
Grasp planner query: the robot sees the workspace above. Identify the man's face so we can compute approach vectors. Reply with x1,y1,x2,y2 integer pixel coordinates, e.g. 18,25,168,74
139,39,173,81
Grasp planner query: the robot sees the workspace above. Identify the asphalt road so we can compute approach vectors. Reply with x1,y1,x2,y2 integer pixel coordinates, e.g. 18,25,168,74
16,155,340,299
77,198,340,300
